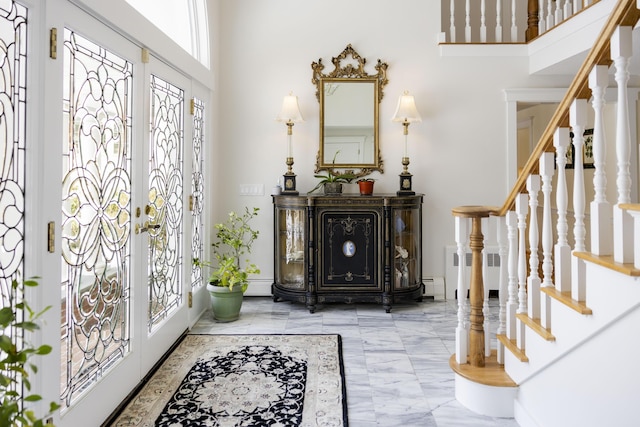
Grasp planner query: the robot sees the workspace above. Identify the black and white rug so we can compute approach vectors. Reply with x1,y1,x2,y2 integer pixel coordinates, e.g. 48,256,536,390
110,334,347,427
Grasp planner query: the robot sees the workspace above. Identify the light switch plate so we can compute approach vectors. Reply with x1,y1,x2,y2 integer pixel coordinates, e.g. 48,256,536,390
239,184,265,196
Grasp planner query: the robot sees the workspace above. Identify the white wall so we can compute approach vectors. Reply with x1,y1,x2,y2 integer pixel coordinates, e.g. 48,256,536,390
215,0,566,297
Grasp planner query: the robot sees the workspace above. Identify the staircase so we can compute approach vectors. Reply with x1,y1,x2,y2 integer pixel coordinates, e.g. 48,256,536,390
449,1,640,426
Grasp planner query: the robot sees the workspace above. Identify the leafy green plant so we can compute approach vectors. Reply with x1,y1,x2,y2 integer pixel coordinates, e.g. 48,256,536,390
309,151,357,193
194,207,260,292
0,277,59,427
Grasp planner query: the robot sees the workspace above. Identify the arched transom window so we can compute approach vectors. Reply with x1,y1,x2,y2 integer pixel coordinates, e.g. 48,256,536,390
125,0,210,67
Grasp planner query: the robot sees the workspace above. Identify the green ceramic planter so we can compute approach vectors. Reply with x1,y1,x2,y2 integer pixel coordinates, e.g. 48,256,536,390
207,282,244,322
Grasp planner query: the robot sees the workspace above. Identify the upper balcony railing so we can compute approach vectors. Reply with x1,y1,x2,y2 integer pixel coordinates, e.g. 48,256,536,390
443,0,601,43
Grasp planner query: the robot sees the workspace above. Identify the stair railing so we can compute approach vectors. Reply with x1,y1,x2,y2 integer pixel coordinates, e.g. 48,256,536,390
452,0,639,370
443,0,602,43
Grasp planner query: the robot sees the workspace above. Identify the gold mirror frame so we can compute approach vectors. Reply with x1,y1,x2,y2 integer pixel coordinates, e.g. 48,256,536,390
312,44,388,177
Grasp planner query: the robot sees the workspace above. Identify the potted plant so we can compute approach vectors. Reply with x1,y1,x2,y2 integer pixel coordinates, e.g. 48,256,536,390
194,207,260,322
0,277,60,426
356,178,375,195
309,151,357,194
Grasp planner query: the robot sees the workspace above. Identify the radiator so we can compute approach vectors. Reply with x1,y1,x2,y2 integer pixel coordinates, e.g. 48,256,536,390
445,245,501,300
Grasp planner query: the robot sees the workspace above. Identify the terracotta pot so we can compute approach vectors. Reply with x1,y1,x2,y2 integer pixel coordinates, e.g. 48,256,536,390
358,180,374,195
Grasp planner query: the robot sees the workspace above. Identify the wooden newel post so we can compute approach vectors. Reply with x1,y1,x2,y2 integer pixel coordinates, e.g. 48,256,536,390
468,216,485,367
452,206,495,367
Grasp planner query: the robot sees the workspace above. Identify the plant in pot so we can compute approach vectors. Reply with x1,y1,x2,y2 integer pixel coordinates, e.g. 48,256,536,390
309,152,356,195
0,277,60,426
194,207,260,322
356,178,375,195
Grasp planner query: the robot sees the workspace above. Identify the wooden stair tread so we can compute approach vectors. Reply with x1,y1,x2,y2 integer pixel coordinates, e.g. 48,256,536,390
574,251,640,276
497,334,528,362
515,313,555,341
541,286,593,315
449,350,517,387
619,203,640,212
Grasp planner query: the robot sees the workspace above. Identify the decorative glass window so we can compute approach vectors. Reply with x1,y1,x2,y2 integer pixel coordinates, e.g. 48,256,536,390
61,29,133,409
191,97,205,289
148,74,184,330
125,0,210,68
0,0,27,402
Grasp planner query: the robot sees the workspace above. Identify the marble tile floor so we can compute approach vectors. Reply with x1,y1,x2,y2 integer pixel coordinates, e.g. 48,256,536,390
190,297,520,427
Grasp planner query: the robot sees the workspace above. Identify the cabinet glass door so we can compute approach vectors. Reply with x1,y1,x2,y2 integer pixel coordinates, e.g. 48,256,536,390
276,208,305,289
393,206,421,290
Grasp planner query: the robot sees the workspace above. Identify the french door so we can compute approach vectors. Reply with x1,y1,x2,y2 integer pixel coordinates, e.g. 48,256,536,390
39,3,208,425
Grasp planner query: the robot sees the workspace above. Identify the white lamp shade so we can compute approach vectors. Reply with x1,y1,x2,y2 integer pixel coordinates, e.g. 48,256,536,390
392,92,422,123
276,94,304,123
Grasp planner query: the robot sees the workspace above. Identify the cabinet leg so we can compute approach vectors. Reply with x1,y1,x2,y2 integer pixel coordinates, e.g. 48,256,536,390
383,294,392,313
306,293,317,314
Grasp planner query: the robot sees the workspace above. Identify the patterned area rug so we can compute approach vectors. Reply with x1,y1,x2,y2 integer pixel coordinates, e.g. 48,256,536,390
109,334,347,426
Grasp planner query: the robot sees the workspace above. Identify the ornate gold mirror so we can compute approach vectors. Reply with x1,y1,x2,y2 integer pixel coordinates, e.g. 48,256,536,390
312,44,388,177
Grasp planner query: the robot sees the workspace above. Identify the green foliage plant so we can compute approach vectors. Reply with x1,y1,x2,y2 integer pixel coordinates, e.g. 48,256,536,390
309,151,357,193
194,207,260,292
0,277,60,427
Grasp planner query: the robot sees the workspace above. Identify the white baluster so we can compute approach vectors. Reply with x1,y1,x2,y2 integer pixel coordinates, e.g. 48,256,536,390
516,194,528,315
450,0,456,43
480,0,487,42
538,0,546,34
515,193,528,350
455,216,469,364
465,0,472,42
626,209,640,269
554,127,571,293
483,217,491,357
563,0,573,21
555,0,564,23
611,26,634,264
539,152,555,329
571,99,588,253
573,0,582,14
495,0,503,42
506,211,518,341
546,0,555,30
571,98,588,302
497,215,508,364
527,175,541,320
511,0,518,42
589,65,612,256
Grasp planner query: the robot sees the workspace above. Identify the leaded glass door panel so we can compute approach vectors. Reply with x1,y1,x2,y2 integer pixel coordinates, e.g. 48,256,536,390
59,25,142,424
55,7,192,424
139,58,190,375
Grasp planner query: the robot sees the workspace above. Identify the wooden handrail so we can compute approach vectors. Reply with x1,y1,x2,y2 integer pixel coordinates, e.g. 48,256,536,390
497,0,640,217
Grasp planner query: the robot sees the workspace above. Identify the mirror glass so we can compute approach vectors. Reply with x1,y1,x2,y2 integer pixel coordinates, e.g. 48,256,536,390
321,79,377,165
312,45,388,177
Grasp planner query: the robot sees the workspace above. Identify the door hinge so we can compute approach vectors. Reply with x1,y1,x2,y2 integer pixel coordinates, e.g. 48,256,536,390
141,47,149,63
188,291,193,308
189,195,194,211
47,222,55,253
49,28,57,59
190,98,195,115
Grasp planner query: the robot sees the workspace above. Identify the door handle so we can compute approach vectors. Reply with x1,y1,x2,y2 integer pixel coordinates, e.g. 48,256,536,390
135,221,161,234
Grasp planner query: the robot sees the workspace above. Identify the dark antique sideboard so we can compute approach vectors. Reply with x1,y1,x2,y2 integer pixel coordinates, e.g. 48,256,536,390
272,193,424,312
